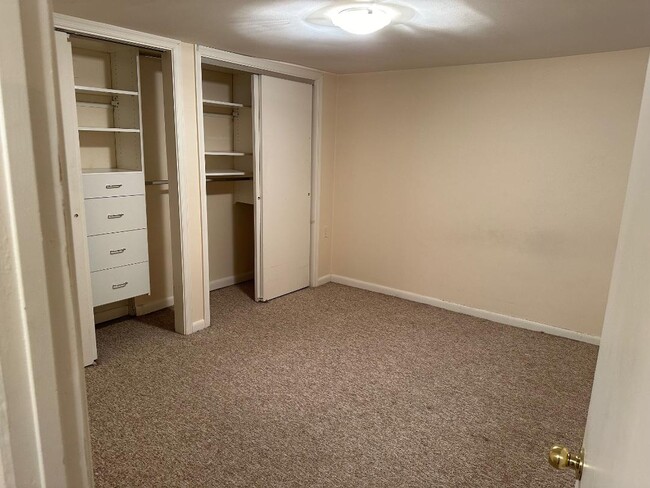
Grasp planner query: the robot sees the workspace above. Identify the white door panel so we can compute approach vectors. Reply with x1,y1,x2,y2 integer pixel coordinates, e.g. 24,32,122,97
257,75,312,301
54,31,97,366
576,54,650,487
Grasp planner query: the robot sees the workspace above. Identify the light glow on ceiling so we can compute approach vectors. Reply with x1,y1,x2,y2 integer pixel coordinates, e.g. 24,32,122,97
330,5,393,35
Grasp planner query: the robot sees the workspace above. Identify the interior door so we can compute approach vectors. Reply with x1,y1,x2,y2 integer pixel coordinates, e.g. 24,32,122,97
256,75,312,301
54,31,98,366
560,55,650,487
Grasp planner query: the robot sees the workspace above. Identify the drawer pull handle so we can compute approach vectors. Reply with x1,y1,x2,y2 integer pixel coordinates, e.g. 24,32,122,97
112,282,128,290
110,248,126,255
107,213,124,219
106,184,122,189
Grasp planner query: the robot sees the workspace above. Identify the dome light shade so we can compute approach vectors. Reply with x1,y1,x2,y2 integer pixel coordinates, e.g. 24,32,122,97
331,6,392,35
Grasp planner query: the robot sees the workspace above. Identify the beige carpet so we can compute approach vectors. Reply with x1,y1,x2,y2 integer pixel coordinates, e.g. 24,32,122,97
86,283,598,487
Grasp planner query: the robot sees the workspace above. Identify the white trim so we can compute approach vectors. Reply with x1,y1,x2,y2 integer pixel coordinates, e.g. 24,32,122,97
53,13,181,50
163,47,192,335
309,77,323,288
210,272,254,291
93,305,130,324
135,296,175,316
95,295,175,322
197,45,326,82
1,1,92,484
195,46,212,329
330,275,601,345
252,74,263,301
192,319,208,333
316,274,332,286
53,14,193,336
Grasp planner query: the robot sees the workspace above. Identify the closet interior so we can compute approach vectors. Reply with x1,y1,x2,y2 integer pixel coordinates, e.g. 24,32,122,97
62,34,177,363
198,64,257,299
57,33,315,363
197,53,315,319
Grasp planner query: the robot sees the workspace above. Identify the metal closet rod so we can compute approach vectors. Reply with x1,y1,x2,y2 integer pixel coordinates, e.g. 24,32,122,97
145,176,253,185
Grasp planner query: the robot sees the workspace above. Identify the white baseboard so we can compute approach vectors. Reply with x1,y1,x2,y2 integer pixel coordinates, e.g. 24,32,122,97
135,296,174,316
316,274,332,286
210,272,253,292
330,275,600,345
192,319,209,333
94,305,129,324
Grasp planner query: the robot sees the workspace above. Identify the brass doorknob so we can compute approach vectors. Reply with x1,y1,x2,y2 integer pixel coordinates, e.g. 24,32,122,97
548,445,584,480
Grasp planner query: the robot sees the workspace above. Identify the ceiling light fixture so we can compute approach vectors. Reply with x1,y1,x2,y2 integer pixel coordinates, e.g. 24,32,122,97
331,5,392,35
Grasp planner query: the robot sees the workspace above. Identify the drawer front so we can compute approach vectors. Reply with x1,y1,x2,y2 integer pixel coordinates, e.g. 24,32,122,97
83,172,145,199
87,229,149,272
91,261,150,307
85,195,147,236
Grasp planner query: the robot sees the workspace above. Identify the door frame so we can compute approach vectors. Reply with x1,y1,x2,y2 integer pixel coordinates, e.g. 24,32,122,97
195,45,325,328
0,1,93,485
53,14,194,335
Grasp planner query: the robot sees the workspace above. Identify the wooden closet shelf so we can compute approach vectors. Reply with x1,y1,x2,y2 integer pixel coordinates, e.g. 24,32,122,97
82,168,143,174
203,99,248,109
75,85,139,97
205,151,250,157
78,127,141,133
206,170,251,177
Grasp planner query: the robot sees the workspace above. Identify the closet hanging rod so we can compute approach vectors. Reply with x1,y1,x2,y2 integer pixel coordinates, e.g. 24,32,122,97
146,176,253,185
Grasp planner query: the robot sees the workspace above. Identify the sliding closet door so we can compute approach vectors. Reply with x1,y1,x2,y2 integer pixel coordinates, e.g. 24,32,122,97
257,75,312,301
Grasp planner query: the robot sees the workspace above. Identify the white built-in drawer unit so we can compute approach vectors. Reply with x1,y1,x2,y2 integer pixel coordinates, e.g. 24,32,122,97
82,171,150,307
84,195,147,236
90,262,150,307
83,171,145,199
87,229,149,272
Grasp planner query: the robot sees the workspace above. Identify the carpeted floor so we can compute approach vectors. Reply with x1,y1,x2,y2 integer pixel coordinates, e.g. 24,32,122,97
86,283,598,487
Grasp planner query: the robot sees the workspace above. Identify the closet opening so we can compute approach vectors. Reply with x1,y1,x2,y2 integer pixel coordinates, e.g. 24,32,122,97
197,51,316,329
200,65,257,303
56,30,190,365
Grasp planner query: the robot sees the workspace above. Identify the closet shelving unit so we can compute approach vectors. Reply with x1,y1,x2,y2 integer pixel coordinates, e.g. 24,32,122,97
197,63,257,301
200,66,255,198
70,36,151,308
73,38,144,174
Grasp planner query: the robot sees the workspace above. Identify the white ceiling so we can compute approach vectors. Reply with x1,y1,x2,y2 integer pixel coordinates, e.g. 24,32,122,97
52,0,650,74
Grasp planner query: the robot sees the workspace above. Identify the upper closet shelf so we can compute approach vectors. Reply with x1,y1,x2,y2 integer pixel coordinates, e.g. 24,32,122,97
82,168,143,174
203,99,244,108
206,169,249,177
78,127,141,133
205,151,249,157
75,85,139,97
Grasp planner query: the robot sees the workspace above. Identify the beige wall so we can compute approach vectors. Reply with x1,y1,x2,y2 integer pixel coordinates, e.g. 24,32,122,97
206,182,255,285
137,55,174,308
331,48,650,337
66,27,648,338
